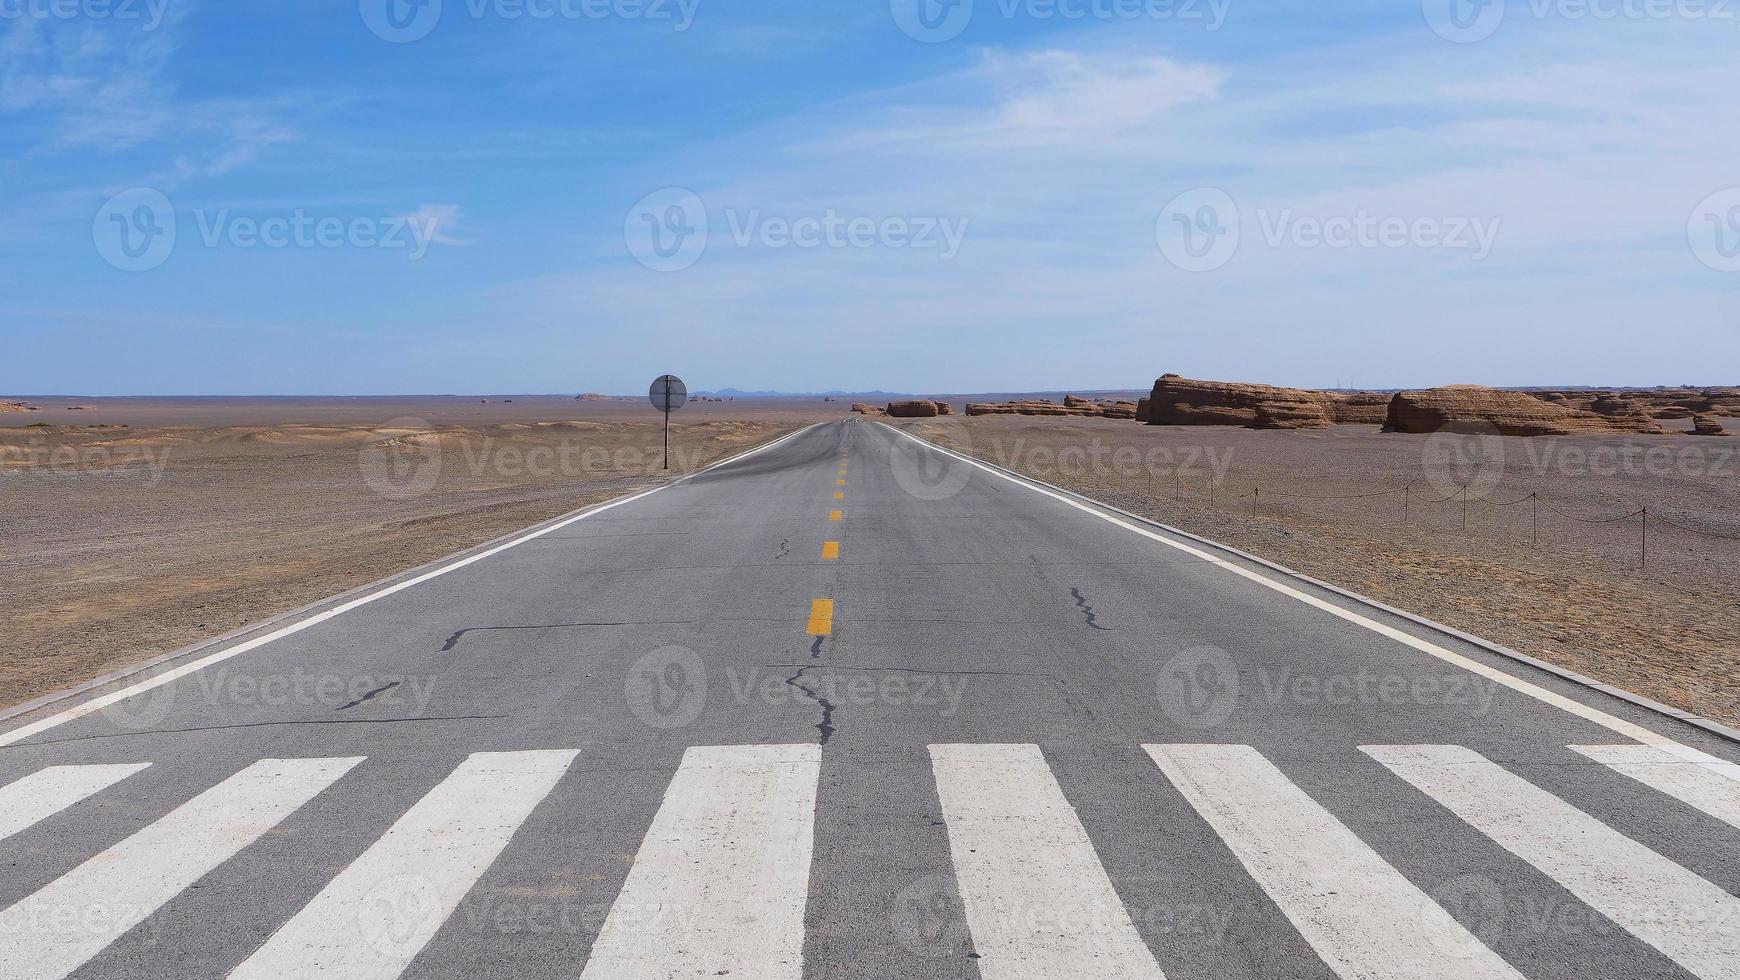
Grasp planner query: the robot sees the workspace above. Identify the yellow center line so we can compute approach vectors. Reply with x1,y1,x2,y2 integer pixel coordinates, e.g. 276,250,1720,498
807,598,835,636
837,479,846,486
830,509,843,521
834,491,844,500
821,541,840,560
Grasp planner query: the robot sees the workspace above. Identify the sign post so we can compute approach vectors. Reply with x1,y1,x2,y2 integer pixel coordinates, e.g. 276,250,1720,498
648,374,688,470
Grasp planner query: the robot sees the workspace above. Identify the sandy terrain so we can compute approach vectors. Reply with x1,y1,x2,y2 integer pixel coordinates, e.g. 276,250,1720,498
0,398,836,711
897,415,1740,727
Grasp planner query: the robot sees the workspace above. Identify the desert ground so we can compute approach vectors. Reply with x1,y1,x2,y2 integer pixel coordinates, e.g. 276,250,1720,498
0,397,836,711
897,414,1740,727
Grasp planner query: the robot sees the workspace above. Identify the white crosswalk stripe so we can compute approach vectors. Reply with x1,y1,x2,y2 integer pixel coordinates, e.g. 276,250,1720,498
1367,744,1740,980
231,750,578,980
0,756,361,980
1573,744,1740,830
5,740,1740,979
929,743,1166,980
0,763,150,844
579,743,822,980
1148,744,1523,980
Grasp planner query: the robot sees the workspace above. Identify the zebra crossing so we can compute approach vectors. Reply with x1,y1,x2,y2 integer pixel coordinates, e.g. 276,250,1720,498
1,741,1738,978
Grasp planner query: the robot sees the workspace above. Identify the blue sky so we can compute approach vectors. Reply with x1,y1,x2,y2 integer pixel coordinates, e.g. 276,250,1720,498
3,0,1738,395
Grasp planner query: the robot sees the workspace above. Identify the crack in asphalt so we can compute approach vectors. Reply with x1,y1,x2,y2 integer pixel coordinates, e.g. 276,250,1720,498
776,538,790,560
1070,587,1112,631
440,623,670,652
785,666,836,745
337,681,400,710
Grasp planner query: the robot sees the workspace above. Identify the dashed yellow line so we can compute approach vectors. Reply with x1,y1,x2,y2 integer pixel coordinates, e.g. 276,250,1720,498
837,479,846,486
834,491,844,500
821,541,840,560
829,510,843,521
806,599,835,636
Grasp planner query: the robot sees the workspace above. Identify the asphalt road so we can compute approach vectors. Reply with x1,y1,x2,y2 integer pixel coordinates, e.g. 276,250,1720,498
3,417,1740,979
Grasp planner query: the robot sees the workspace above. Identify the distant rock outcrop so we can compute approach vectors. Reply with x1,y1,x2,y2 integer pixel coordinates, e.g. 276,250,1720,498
965,396,1139,419
1142,375,1333,429
1,402,36,413
886,400,942,418
936,402,957,416
1384,386,1664,436
575,393,612,401
850,403,884,415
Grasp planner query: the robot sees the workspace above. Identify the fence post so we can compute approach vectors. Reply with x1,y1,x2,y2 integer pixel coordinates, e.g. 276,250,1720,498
1461,485,1468,534
1403,486,1410,528
1253,487,1260,520
1641,507,1648,569
1531,493,1539,550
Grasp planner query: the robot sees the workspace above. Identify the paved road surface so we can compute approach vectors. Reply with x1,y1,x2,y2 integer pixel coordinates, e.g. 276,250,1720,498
4,417,1740,979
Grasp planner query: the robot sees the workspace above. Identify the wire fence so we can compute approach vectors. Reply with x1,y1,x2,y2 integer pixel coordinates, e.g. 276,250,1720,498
1140,472,1740,570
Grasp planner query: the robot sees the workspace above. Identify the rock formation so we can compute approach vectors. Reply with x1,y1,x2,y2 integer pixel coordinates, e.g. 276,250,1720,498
1326,392,1392,425
1142,375,1334,429
885,400,941,418
1692,414,1729,436
850,403,884,415
1384,386,1664,436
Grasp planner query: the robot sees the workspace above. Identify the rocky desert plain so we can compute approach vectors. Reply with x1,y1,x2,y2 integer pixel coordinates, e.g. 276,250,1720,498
4,378,1738,728
0,396,817,712
878,376,1740,727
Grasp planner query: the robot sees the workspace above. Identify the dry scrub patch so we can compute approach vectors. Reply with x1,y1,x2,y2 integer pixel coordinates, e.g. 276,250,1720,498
899,416,1740,727
0,415,809,710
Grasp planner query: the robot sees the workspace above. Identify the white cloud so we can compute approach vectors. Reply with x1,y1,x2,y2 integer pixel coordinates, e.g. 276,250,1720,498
513,21,1740,390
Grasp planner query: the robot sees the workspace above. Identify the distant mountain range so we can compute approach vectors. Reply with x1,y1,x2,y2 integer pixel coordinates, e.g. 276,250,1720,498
692,388,915,399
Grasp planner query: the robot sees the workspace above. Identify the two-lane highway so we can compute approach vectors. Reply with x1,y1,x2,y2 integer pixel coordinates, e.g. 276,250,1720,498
3,417,1739,979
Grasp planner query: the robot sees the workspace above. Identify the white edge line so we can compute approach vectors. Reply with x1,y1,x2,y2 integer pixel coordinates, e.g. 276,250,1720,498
878,421,1739,770
0,422,827,748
